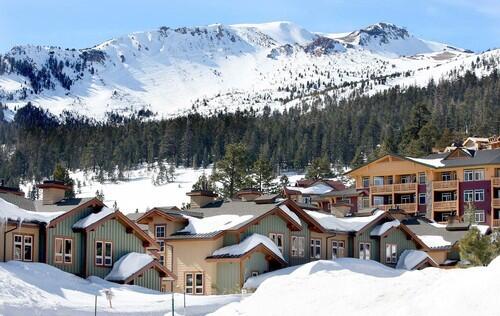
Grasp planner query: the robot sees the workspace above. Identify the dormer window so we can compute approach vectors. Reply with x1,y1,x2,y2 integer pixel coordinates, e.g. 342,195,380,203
155,225,166,239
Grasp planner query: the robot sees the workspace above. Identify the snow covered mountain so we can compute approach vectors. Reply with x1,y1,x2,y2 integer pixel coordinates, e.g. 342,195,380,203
0,21,498,119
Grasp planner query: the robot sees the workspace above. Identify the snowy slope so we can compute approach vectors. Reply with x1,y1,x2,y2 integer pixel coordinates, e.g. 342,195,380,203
0,261,240,316
0,21,497,119
213,257,500,316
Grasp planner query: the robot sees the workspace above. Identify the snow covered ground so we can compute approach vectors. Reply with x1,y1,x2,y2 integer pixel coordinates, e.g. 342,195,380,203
212,258,500,316
0,261,241,316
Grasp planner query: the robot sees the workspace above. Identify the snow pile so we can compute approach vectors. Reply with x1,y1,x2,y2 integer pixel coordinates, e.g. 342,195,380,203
212,233,284,261
0,197,63,224
214,257,500,316
178,214,254,235
278,204,302,227
72,207,114,229
105,252,154,282
417,235,452,248
0,261,239,315
370,219,400,236
396,250,434,270
305,210,385,232
286,183,333,195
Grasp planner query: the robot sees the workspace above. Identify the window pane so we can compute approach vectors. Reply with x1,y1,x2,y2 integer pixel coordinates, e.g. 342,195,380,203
195,274,203,286
186,274,193,286
96,242,103,256
386,244,391,262
105,242,112,256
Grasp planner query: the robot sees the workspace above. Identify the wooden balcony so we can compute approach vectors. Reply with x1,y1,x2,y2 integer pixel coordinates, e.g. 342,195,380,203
493,198,500,208
493,219,500,228
433,200,457,212
370,185,393,194
433,180,458,191
393,183,417,193
492,177,500,187
394,203,417,214
374,204,393,211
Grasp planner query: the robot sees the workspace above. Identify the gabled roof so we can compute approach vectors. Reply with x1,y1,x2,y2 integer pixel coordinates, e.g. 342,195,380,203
73,209,159,249
396,250,438,270
105,252,175,283
135,207,202,224
295,179,346,191
345,153,438,176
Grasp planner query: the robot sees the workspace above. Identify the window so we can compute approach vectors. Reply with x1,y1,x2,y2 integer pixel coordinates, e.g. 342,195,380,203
387,176,394,185
310,239,321,259
373,177,384,186
400,175,411,184
474,189,485,202
474,169,485,181
361,197,370,208
251,271,259,277
159,255,165,266
464,170,474,182
332,240,345,259
13,235,23,261
362,177,370,188
55,237,72,264
302,196,312,204
441,172,452,181
401,195,411,203
475,210,485,223
464,190,474,202
359,242,371,260
155,225,166,239
157,240,165,252
442,192,453,201
185,273,204,295
291,236,305,257
269,233,284,253
385,244,397,263
419,193,426,205
95,241,112,266
373,196,385,206
340,198,351,204
418,172,426,184
23,236,33,262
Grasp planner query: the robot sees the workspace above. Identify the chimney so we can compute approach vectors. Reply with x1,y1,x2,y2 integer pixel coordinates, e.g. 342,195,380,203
236,188,263,202
186,190,218,208
36,180,70,205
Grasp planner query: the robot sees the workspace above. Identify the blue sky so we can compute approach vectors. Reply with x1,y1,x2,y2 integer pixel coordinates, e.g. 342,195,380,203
1,0,498,53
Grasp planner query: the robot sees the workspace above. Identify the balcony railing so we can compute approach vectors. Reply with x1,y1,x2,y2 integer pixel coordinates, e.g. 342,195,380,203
370,185,393,194
433,180,458,191
493,219,500,228
493,198,500,208
373,203,417,214
492,177,500,187
393,183,417,192
433,200,457,212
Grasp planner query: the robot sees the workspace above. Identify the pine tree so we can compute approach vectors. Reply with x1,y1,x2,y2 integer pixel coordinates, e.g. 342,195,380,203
52,163,75,198
459,227,494,266
212,143,250,198
252,158,274,192
306,157,332,180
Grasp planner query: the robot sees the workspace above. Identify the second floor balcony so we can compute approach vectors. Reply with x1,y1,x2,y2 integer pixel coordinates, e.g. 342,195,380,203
492,177,500,187
433,180,458,191
493,198,500,208
433,200,457,212
373,203,417,214
370,183,417,194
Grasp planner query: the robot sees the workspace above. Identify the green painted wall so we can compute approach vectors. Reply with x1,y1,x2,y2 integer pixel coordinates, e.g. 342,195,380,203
241,214,290,262
134,268,161,291
216,262,240,294
86,219,144,278
223,232,239,247
381,228,417,265
289,218,310,266
46,207,95,275
244,252,268,281
354,229,380,262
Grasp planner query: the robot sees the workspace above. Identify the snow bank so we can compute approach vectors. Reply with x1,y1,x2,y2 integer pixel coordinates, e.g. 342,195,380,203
278,204,302,227
212,234,284,261
178,214,254,235
105,252,154,282
396,250,434,270
0,261,239,315
370,219,400,236
0,197,63,224
306,210,385,232
215,257,500,316
417,235,452,248
72,207,114,229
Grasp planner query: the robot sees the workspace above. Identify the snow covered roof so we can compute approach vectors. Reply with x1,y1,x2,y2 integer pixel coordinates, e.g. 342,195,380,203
305,210,386,232
286,182,333,195
72,207,114,229
0,197,64,224
278,204,302,227
370,219,400,237
406,157,444,168
417,235,452,249
210,233,285,262
105,253,155,282
176,214,254,236
396,250,436,270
